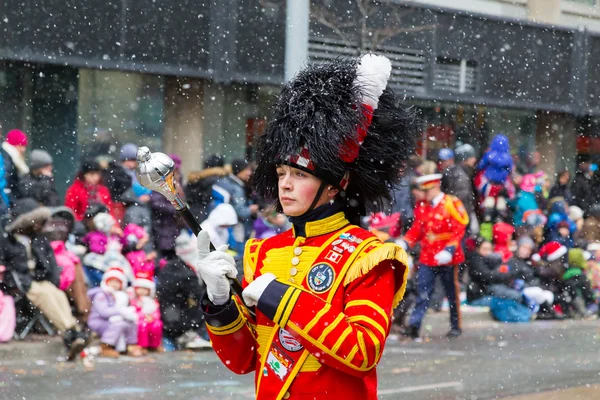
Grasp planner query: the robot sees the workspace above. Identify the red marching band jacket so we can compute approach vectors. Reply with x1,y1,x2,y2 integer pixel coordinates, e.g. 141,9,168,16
403,194,469,267
203,212,408,400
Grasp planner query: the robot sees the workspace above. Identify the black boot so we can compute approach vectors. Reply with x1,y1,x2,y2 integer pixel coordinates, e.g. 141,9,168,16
401,325,420,340
63,326,87,361
445,328,462,338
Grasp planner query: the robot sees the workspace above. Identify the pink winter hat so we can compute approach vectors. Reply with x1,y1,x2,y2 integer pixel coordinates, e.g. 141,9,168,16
5,130,28,146
520,174,536,193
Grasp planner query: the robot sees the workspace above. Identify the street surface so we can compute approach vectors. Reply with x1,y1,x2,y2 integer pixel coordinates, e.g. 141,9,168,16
1,308,600,399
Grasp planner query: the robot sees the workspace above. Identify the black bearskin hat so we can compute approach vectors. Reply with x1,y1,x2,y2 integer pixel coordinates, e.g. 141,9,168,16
253,54,417,219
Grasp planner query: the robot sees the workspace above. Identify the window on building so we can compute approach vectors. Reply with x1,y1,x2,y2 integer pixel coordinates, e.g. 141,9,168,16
566,0,597,6
77,70,165,161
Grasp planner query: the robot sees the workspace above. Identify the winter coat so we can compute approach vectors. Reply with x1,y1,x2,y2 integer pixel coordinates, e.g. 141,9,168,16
87,287,135,334
150,192,181,252
50,241,78,291
64,178,113,221
545,200,577,245
390,174,414,224
212,174,255,253
511,191,539,227
0,230,60,294
508,257,541,287
477,134,513,184
467,252,513,302
2,143,28,204
102,161,133,203
200,203,238,248
184,167,227,224
549,183,572,205
18,173,60,207
130,294,161,321
155,256,204,337
571,171,593,215
0,150,9,212
441,164,476,216
253,217,280,239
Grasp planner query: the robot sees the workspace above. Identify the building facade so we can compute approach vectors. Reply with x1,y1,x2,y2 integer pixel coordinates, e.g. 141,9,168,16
1,0,599,191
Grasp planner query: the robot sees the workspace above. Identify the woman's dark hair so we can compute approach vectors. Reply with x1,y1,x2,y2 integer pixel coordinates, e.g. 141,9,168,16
557,170,570,182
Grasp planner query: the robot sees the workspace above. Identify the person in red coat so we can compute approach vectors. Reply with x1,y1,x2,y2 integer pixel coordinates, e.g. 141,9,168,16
194,54,417,399
398,173,469,339
64,159,113,221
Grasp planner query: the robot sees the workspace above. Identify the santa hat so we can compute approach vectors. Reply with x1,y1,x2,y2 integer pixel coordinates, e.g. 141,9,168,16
532,241,568,263
415,174,442,190
253,54,417,220
101,267,128,291
133,271,155,296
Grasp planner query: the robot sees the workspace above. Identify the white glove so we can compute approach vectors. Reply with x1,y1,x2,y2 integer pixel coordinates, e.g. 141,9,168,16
434,250,453,266
109,315,124,323
120,306,139,322
196,231,238,305
395,239,408,251
242,273,277,307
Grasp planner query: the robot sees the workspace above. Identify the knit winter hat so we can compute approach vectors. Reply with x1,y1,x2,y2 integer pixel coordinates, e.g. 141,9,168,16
520,174,537,193
119,143,138,161
5,129,28,146
532,241,568,263
517,235,535,249
438,148,454,161
231,159,250,176
133,271,155,296
568,248,587,270
93,213,116,234
455,143,476,163
569,206,584,222
29,149,53,171
80,158,101,175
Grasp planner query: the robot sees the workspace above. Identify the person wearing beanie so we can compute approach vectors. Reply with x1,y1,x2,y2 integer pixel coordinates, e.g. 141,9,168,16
87,267,144,358
439,146,478,237
509,236,559,320
184,153,228,224
211,158,258,253
197,54,416,398
129,271,163,352
510,174,540,228
64,158,113,221
0,197,89,360
2,129,29,203
17,149,60,207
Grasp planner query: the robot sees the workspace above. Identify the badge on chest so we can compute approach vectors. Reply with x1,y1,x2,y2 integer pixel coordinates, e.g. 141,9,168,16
307,263,335,293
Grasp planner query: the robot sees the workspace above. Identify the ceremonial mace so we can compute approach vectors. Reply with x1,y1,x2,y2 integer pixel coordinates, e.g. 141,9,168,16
135,147,251,312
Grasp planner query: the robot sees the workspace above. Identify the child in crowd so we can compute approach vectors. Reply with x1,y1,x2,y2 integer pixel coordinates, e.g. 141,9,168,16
82,213,132,286
121,224,156,277
129,272,163,352
509,236,558,319
87,267,143,358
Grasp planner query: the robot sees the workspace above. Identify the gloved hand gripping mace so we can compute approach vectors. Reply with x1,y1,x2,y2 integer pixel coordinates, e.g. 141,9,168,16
136,147,253,314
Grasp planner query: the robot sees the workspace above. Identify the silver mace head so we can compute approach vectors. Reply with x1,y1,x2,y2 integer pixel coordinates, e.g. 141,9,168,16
135,146,186,210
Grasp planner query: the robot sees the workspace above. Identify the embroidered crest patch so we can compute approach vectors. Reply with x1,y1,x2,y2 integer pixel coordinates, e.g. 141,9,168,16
279,328,303,352
307,263,335,293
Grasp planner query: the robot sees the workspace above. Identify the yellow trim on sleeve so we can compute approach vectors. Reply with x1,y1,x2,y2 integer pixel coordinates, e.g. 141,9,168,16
345,300,389,327
346,345,360,363
317,313,345,342
255,327,278,392
288,321,373,372
279,288,301,328
206,313,245,336
304,303,332,334
346,315,386,338
362,327,381,364
357,331,368,369
331,326,353,354
273,287,294,325
243,238,264,284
